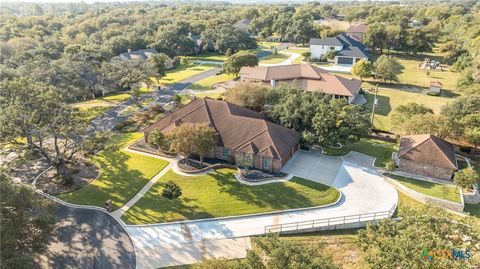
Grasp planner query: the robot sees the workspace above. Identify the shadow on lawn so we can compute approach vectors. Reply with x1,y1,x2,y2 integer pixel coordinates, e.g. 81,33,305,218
211,170,334,210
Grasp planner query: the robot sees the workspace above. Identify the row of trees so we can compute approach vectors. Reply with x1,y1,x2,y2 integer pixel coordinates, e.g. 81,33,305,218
224,83,371,147
391,95,480,151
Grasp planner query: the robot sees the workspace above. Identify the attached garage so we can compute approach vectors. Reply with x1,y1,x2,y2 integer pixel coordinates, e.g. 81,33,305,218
336,57,354,65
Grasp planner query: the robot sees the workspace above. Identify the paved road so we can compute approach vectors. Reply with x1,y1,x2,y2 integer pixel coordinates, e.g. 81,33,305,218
34,204,135,269
126,150,398,269
88,67,221,134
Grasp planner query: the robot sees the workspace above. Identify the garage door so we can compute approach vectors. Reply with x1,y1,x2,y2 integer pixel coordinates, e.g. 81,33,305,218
337,57,354,65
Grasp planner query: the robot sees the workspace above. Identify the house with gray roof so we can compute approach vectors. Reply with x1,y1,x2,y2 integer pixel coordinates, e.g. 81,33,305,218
119,48,174,69
309,33,369,65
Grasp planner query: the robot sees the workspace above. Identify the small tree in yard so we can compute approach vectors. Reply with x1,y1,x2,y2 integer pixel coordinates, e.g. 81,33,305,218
385,160,396,171
180,56,191,66
223,51,259,75
162,180,182,204
352,59,373,81
373,55,402,83
172,94,182,104
454,167,479,190
195,124,217,164
168,123,216,164
324,50,336,61
147,129,166,150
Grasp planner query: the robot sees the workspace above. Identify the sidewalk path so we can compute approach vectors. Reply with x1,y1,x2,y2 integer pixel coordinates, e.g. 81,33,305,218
125,151,398,268
259,52,301,66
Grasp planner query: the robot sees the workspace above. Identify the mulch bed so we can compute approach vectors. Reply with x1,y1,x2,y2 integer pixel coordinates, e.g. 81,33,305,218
36,160,99,195
128,138,175,157
177,157,229,171
241,169,288,181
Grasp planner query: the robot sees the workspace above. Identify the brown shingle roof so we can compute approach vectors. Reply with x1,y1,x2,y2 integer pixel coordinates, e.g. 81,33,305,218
143,98,300,161
399,134,457,170
346,23,368,33
430,81,443,88
239,64,361,97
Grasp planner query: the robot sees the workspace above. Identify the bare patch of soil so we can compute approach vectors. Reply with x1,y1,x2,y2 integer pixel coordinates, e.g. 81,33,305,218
36,160,99,195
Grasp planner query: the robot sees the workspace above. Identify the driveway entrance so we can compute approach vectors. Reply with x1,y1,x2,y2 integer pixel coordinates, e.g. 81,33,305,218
281,149,342,186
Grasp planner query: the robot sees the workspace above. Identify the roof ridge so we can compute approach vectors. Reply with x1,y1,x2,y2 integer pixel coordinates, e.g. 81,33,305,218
398,134,431,158
232,127,270,150
262,121,281,158
429,135,457,168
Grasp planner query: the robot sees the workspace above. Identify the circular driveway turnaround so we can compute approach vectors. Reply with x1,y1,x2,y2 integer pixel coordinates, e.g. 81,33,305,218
125,150,398,269
34,204,135,269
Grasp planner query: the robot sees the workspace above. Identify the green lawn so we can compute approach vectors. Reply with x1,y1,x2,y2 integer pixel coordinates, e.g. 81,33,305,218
188,73,236,91
118,97,156,117
363,88,452,131
195,92,223,99
322,138,398,167
464,203,480,218
259,53,290,64
190,52,228,62
58,133,169,210
282,47,309,54
78,106,113,122
384,173,461,203
122,169,340,224
159,64,217,85
258,41,281,49
457,159,469,170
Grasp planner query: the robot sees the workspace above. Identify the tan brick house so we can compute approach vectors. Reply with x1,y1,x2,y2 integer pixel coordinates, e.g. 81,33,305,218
143,98,300,172
239,64,362,104
397,134,458,180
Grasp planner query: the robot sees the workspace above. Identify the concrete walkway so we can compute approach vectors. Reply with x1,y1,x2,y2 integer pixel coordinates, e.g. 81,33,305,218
259,52,301,66
320,64,353,73
125,150,398,268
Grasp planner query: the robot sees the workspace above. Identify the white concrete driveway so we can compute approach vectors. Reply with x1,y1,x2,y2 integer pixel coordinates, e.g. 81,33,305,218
126,150,398,269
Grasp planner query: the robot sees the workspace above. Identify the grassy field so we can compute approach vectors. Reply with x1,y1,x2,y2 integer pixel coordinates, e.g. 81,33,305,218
258,41,281,49
159,64,217,85
363,88,452,131
188,73,236,91
282,47,309,55
77,106,113,122
195,92,223,99
58,133,169,210
118,97,155,117
190,52,228,62
384,173,461,203
122,169,340,224
322,138,398,167
259,52,290,64
282,229,370,269
464,203,480,218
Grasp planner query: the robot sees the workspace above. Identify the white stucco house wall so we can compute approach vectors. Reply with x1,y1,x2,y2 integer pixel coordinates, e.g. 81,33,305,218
309,33,369,65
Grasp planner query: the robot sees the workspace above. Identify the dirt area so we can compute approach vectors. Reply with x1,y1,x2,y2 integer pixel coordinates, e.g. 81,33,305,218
35,160,99,195
8,157,50,184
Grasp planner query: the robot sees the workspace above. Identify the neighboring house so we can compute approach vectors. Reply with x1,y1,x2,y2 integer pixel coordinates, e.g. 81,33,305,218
188,32,203,53
397,134,458,181
143,98,300,172
119,48,174,69
428,81,443,95
233,19,251,33
239,63,362,103
309,33,369,65
345,23,368,43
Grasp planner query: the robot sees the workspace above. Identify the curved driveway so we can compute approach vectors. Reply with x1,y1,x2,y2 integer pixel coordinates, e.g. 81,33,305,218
126,150,398,268
34,204,135,269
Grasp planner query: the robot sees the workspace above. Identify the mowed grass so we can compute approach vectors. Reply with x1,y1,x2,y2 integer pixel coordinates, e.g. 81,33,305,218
363,88,452,131
58,133,169,210
188,73,236,91
118,97,156,117
258,41,281,49
190,52,228,62
159,64,217,85
384,173,461,203
122,169,340,224
259,52,290,64
323,138,398,167
77,106,113,122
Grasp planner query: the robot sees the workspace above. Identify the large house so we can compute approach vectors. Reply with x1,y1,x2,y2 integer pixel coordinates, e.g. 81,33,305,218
309,33,369,65
396,134,458,180
345,23,368,43
239,63,362,103
119,48,174,69
233,19,251,33
143,98,300,172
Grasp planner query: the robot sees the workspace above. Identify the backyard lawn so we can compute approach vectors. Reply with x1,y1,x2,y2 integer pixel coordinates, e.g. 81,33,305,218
258,41,281,49
190,52,228,62
384,173,461,203
122,169,340,224
259,52,289,64
158,64,217,85
363,88,452,131
322,138,398,167
118,97,156,117
77,106,113,122
58,133,169,210
188,73,236,91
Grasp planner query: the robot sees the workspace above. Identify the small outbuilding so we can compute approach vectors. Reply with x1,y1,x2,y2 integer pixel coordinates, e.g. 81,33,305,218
397,134,458,180
428,81,443,95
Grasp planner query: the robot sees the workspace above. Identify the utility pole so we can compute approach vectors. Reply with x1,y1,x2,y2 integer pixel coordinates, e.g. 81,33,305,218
371,84,379,128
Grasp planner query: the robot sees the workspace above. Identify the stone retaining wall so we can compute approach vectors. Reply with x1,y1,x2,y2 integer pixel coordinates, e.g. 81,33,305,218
384,176,464,212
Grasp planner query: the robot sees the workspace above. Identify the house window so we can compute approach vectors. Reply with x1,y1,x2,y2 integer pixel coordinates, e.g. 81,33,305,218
263,158,270,170
329,46,335,50
221,148,229,158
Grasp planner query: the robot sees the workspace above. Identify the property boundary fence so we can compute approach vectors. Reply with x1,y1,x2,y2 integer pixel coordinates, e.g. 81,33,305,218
264,203,397,234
